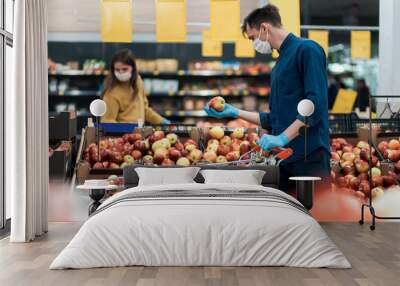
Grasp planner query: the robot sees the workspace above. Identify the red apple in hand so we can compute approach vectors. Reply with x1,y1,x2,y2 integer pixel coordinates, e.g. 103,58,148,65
209,96,225,112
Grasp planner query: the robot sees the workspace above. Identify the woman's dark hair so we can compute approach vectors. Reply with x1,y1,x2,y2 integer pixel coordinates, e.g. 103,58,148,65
102,49,138,97
242,4,282,35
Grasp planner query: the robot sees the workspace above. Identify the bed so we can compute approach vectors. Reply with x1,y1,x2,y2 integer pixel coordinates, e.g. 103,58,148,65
50,165,351,269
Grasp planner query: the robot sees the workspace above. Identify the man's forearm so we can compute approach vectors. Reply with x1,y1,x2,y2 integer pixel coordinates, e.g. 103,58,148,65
283,119,305,141
237,110,261,125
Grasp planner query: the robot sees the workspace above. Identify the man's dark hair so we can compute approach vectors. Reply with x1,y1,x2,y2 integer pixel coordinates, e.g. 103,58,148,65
242,4,282,35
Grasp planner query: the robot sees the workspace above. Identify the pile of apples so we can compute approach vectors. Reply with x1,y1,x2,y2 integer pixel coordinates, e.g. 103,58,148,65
377,139,400,174
203,126,260,163
331,138,398,200
83,131,199,168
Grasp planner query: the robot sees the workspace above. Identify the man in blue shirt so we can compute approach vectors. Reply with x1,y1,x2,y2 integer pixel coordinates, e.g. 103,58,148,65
205,4,331,192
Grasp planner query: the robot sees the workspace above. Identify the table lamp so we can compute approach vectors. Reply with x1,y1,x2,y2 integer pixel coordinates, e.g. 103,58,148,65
297,99,315,161
90,99,107,161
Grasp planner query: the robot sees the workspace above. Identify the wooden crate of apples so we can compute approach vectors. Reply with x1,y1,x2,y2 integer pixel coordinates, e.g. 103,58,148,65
331,138,399,201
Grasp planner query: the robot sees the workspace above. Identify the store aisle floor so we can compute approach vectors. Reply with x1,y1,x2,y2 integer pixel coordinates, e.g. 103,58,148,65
1,222,400,286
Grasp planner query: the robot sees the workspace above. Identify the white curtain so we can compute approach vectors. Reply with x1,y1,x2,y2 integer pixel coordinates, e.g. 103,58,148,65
8,0,49,242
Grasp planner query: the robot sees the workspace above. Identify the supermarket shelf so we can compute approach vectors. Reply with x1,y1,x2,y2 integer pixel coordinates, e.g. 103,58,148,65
49,90,269,98
49,91,101,97
48,70,271,78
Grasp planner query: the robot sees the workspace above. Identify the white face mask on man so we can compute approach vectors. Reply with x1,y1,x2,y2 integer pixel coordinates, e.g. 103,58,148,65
114,71,132,82
252,28,272,54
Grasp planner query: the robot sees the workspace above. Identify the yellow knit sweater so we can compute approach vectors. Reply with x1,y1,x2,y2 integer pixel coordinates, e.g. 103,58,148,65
101,76,164,124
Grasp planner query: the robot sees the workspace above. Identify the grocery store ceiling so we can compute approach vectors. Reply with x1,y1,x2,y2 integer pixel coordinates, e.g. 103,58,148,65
47,0,379,33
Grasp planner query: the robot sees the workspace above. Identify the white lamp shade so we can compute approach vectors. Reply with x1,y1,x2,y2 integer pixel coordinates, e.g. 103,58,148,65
90,99,107,117
297,99,315,117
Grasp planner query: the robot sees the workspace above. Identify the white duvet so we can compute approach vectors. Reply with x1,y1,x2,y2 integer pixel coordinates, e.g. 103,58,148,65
50,183,351,269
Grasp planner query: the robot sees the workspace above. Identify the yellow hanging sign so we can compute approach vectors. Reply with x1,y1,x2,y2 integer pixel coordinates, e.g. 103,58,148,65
101,0,132,43
202,30,222,57
235,36,255,58
308,30,329,56
351,31,371,60
156,0,187,42
270,0,301,36
210,0,240,41
331,89,358,114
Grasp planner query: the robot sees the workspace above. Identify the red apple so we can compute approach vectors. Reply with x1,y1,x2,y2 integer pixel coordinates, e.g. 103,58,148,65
102,161,110,168
209,126,224,139
153,130,165,141
344,174,356,186
350,177,361,190
355,160,369,173
331,152,341,162
217,144,231,156
395,161,400,173
388,139,400,150
231,142,241,152
331,142,341,151
340,160,354,169
166,133,178,145
359,180,370,196
184,139,198,148
231,128,245,139
162,158,175,166
240,141,251,155
154,148,168,164
226,151,240,162
359,149,371,161
127,133,142,144
131,150,142,160
336,138,348,146
168,148,182,162
247,133,260,147
189,149,203,163
358,173,369,181
343,164,356,175
100,149,111,161
382,175,396,187
143,155,154,165
176,157,191,166
388,150,400,162
378,141,388,154
352,147,361,156
371,156,378,166
209,96,225,112
174,141,184,151
216,155,227,163
134,140,147,152
220,136,232,146
203,151,217,163
372,175,383,187
148,134,157,145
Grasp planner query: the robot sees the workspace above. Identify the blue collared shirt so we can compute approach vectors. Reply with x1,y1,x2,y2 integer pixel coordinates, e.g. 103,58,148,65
259,33,330,164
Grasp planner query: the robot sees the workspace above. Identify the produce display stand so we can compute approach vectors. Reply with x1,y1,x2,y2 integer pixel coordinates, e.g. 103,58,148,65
359,95,400,230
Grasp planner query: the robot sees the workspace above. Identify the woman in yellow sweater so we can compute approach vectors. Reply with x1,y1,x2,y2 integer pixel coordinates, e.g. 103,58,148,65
101,49,170,125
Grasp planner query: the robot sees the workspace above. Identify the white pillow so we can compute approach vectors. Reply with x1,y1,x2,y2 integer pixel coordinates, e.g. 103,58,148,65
136,167,201,186
200,169,265,185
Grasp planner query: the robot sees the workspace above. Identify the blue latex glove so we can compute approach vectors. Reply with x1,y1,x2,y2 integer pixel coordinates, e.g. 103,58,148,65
256,133,289,151
204,103,239,118
161,119,171,125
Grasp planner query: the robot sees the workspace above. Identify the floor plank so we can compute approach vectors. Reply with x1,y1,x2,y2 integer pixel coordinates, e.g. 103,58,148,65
0,222,400,286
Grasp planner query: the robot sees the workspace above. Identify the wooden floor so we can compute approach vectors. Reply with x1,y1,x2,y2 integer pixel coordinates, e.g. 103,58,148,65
0,222,399,286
